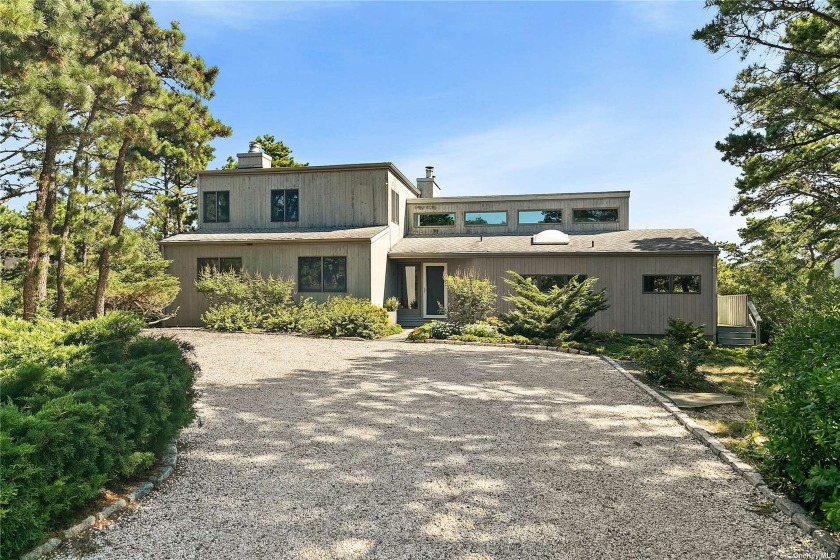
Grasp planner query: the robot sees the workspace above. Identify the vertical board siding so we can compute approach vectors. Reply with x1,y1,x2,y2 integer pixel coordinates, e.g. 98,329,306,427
164,242,372,326
198,169,389,230
406,194,629,236
717,294,748,326
369,233,391,307
397,254,716,336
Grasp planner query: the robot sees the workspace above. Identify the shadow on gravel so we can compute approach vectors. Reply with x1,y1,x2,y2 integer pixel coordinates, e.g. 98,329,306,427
172,346,810,559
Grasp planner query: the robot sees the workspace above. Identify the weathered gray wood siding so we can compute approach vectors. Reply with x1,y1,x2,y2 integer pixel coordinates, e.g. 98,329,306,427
162,242,373,326
386,169,418,246
395,253,717,336
369,232,391,307
198,168,391,230
407,192,630,236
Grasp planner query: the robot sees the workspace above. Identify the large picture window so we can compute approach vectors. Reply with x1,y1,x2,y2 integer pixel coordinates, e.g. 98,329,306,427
197,257,242,279
203,191,230,223
416,213,455,227
518,210,562,224
524,274,587,292
465,211,507,226
573,208,618,223
643,275,701,294
298,256,347,292
271,189,299,222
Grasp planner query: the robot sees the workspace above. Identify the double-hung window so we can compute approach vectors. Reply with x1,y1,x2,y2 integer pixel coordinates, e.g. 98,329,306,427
203,191,230,223
271,189,300,222
298,256,347,292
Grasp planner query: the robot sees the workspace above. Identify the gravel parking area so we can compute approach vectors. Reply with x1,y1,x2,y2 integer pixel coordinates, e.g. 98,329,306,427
52,329,820,559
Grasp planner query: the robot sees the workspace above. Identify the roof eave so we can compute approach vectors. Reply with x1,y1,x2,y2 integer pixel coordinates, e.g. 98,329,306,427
387,250,719,259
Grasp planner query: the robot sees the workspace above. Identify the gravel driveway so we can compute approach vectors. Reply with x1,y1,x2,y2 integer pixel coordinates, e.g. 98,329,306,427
53,329,820,559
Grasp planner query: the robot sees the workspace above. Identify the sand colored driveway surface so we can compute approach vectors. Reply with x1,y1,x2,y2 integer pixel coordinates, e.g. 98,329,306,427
53,330,820,559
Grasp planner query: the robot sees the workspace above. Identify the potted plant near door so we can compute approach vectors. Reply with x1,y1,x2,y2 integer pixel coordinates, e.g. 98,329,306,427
384,297,399,325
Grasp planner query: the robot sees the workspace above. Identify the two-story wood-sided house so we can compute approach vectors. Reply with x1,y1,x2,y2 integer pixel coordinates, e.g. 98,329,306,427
160,143,719,335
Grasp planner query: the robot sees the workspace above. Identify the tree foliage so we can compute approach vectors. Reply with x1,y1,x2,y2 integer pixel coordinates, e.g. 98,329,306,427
694,0,840,271
443,269,497,326
222,133,307,169
500,271,609,342
758,282,840,530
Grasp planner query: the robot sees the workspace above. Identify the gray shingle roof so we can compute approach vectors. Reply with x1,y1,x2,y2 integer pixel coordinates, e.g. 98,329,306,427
389,229,718,256
160,226,389,244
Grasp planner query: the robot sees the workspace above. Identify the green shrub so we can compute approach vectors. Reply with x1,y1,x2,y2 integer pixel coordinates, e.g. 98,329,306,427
263,298,325,334
462,322,499,339
501,272,609,342
631,319,708,388
429,321,462,340
314,296,401,339
0,313,196,558
443,270,497,325
759,306,840,530
196,270,295,329
201,302,258,332
383,296,399,312
406,323,431,341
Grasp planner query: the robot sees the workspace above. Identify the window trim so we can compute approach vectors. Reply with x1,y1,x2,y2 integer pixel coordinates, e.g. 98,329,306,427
297,256,347,293
464,210,508,227
415,212,456,227
642,274,702,294
270,189,300,222
203,191,230,223
518,209,563,225
572,208,619,224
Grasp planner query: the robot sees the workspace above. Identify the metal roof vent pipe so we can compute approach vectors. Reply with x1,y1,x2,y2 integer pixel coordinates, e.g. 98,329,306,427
237,141,272,169
417,165,441,198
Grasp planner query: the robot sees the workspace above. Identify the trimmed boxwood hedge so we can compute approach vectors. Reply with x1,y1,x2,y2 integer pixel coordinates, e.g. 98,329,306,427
0,312,197,559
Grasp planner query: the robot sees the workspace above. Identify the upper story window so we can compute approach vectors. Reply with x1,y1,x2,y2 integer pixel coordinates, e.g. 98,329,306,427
298,256,347,293
391,190,400,224
519,210,562,224
465,211,507,226
524,274,588,292
203,191,230,223
643,274,701,294
573,208,619,223
416,213,455,227
197,257,242,280
271,189,299,222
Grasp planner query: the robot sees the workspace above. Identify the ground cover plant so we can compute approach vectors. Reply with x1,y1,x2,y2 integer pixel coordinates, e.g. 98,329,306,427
196,270,400,339
0,312,197,558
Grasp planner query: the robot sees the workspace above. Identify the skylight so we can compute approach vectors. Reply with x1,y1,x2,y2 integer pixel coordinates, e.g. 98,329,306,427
531,229,570,245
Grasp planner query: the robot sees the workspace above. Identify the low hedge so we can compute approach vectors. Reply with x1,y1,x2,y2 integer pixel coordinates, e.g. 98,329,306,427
0,312,197,559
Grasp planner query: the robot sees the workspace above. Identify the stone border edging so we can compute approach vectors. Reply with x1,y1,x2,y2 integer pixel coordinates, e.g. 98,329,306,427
601,356,840,555
406,338,591,355
19,440,179,560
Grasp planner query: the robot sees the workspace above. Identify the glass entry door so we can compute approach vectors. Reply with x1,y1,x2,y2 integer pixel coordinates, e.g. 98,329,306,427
423,263,447,318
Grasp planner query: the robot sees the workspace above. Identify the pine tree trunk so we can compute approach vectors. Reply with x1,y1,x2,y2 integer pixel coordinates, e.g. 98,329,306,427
93,137,131,317
37,186,57,302
56,164,80,318
23,123,59,321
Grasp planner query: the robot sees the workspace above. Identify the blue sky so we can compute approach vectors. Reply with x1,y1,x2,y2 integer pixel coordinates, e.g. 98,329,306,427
147,1,746,243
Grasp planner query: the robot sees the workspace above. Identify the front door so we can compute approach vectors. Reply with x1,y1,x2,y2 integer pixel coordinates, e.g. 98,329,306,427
423,263,447,318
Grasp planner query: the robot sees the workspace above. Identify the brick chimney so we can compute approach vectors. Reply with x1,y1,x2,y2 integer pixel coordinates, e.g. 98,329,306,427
237,141,272,169
416,166,441,198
